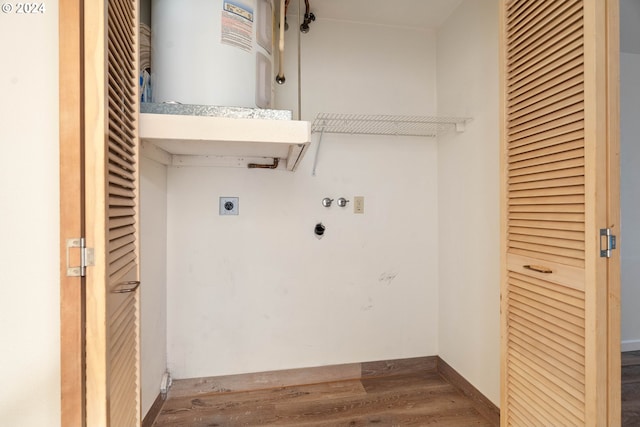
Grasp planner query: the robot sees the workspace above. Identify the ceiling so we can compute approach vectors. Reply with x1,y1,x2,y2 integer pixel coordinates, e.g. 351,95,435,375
285,0,464,30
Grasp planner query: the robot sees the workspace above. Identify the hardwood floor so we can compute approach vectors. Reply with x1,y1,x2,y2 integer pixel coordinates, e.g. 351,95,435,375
151,360,498,427
623,350,640,427
147,351,640,426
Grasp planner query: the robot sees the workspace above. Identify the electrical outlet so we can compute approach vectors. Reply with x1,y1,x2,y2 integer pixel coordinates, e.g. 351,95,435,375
354,196,364,214
219,197,239,215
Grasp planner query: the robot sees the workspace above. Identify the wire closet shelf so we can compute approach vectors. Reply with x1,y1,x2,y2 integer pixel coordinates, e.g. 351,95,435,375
311,113,472,137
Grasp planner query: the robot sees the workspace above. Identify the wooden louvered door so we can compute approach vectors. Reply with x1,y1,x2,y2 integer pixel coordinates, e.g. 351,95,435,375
500,0,619,426
84,0,141,426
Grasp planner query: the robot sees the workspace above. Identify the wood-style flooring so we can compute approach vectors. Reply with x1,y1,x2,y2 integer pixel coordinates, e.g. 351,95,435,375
623,350,640,426
149,351,640,426
151,369,497,426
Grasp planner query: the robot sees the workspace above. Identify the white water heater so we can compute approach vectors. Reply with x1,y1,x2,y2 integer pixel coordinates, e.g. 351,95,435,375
151,0,274,108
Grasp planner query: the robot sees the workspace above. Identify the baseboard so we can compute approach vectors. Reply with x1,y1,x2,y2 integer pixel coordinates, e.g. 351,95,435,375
361,355,437,378
141,393,164,427
622,339,640,352
436,357,500,427
169,356,437,398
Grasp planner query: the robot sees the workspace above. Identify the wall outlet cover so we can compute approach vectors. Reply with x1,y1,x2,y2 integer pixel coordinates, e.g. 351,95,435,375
354,196,364,214
219,197,239,215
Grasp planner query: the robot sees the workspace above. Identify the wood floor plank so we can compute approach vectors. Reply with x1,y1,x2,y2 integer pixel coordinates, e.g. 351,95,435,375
622,350,640,367
153,370,495,426
169,364,363,399
359,371,448,393
265,406,494,427
361,356,438,378
158,380,367,415
153,351,640,426
268,389,477,425
623,351,640,427
622,365,640,386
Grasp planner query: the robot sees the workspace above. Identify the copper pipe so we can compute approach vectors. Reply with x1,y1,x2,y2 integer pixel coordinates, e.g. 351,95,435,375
248,158,280,169
300,0,314,33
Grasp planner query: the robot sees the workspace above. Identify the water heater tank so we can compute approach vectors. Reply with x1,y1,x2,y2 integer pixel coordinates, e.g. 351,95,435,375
151,0,274,108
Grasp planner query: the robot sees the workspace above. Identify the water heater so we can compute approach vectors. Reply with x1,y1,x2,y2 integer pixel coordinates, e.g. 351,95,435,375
151,0,274,108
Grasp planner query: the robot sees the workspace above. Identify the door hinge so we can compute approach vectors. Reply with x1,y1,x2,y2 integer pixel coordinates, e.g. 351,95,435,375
600,228,617,258
66,238,95,277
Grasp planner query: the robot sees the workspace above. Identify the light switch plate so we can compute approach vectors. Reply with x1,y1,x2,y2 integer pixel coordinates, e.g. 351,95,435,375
219,197,239,215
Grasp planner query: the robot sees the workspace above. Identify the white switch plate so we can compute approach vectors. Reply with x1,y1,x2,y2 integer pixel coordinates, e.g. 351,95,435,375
354,196,364,214
219,197,239,215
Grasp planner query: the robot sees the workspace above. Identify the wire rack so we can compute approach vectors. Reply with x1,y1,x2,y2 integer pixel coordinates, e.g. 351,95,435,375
311,113,471,137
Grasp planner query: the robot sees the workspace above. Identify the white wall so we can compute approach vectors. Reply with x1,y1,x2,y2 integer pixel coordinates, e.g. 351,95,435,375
140,157,168,415
621,0,640,55
0,3,61,426
436,0,500,405
166,20,440,379
620,51,640,351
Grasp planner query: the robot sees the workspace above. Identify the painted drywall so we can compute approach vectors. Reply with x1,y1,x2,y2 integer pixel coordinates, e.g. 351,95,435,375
436,0,500,406
0,3,61,426
140,157,168,415
621,0,640,55
286,0,464,30
165,20,439,379
620,52,640,352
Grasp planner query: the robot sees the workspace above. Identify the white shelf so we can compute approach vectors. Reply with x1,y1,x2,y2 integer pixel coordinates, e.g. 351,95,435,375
311,113,471,137
139,113,311,171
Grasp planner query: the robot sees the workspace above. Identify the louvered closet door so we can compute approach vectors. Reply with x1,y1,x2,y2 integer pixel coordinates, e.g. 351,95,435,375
500,1,618,426
85,0,141,425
